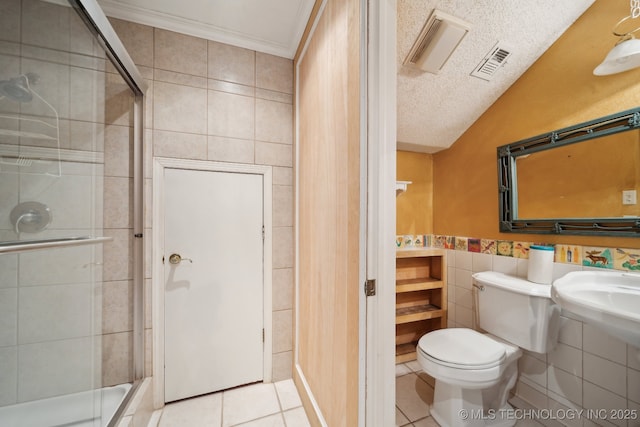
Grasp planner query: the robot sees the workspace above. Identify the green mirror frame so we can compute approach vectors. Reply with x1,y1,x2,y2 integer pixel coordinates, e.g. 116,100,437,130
497,107,640,237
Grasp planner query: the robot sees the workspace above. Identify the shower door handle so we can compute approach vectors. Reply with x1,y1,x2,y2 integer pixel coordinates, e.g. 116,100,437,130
168,253,192,264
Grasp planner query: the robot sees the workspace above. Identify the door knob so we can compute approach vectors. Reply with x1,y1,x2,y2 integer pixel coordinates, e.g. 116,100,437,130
169,253,192,264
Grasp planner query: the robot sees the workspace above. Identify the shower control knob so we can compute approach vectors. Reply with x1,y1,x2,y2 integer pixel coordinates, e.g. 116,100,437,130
168,253,192,264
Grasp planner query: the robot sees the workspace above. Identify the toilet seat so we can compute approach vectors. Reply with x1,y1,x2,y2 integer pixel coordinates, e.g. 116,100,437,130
417,328,521,389
418,328,506,369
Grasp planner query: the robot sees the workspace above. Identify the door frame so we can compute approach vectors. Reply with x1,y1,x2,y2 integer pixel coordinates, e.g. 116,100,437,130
152,157,273,408
365,0,397,426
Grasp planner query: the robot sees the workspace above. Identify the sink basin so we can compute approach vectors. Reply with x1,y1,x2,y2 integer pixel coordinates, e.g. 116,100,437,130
551,271,640,347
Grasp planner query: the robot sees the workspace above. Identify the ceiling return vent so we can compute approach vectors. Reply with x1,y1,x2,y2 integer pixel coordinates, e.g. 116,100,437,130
471,43,513,81
403,9,471,74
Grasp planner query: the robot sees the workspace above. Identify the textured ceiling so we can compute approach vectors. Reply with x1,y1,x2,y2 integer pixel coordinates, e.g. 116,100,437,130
397,0,595,153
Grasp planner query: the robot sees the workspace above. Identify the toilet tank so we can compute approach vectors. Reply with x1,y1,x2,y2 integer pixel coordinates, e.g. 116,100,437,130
473,271,560,353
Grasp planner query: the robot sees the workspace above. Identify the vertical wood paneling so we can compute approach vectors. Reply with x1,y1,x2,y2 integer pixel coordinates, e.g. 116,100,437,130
295,0,361,425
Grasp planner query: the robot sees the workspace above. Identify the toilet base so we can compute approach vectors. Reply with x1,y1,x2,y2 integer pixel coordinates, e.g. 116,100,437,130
429,380,516,427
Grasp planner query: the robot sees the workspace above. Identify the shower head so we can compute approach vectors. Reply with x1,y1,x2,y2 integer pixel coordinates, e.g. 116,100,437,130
0,73,39,103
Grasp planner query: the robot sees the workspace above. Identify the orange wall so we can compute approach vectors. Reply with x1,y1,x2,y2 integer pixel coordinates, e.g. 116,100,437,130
433,0,640,248
397,151,433,234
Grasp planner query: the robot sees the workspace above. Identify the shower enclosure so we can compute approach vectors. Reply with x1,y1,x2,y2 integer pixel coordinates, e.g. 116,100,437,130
0,0,145,425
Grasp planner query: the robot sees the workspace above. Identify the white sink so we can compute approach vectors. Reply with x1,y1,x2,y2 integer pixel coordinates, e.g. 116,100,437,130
551,271,640,347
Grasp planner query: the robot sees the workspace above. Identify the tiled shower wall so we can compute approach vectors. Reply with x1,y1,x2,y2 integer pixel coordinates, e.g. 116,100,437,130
446,248,640,427
108,19,295,381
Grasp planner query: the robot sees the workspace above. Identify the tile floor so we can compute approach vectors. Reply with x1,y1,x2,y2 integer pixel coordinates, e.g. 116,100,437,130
152,379,310,427
150,364,543,427
396,360,544,427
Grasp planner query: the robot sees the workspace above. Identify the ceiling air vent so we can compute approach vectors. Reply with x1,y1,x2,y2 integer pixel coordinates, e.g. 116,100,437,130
471,43,512,81
403,10,471,74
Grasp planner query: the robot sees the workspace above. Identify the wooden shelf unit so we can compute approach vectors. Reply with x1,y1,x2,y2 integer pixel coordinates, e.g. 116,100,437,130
395,248,447,363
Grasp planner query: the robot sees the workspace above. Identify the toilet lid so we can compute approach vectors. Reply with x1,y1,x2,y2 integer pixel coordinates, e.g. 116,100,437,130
418,328,506,367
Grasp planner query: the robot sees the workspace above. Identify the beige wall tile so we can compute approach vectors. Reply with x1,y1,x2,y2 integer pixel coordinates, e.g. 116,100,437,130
103,280,133,334
105,125,132,178
19,337,94,401
273,268,293,311
103,229,133,282
273,226,293,269
0,288,17,347
70,66,105,122
0,346,17,405
0,0,20,43
19,244,93,286
153,129,207,160
103,331,133,386
106,71,134,126
208,79,255,97
154,28,207,77
109,18,154,68
256,99,292,144
70,120,104,152
0,254,18,288
256,52,292,94
21,0,70,53
104,177,133,229
208,40,255,85
273,310,293,353
273,167,292,186
272,351,292,382
273,185,293,227
155,69,207,89
207,135,254,164
154,81,207,134
256,88,293,104
207,90,254,139
255,142,292,167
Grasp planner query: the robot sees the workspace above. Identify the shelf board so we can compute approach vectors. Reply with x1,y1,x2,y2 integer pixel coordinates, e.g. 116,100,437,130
396,304,443,324
396,277,443,293
395,342,418,363
396,248,444,258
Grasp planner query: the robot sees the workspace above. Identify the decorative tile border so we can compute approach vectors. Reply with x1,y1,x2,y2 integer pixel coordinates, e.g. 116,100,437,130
395,234,640,272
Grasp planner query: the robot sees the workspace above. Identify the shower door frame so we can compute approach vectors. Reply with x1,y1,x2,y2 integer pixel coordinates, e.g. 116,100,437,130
69,0,148,417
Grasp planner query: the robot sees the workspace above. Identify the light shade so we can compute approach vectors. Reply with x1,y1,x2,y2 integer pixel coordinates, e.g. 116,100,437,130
594,38,640,75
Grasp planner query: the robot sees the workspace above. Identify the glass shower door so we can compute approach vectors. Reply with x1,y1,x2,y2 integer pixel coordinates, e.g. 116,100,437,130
0,0,143,425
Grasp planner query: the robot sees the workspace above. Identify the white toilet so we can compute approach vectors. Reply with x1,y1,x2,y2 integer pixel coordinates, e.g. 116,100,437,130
417,271,560,427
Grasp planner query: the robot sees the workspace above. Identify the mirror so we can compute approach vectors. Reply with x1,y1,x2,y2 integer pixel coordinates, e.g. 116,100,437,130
498,107,640,236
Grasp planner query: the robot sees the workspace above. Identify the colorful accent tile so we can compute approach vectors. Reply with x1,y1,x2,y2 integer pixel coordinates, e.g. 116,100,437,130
403,235,414,248
455,237,468,252
414,235,424,247
481,239,497,255
433,235,446,249
395,235,403,248
555,244,582,264
582,247,613,269
614,248,640,271
424,235,432,247
444,236,455,249
513,242,530,259
497,240,513,257
468,238,481,253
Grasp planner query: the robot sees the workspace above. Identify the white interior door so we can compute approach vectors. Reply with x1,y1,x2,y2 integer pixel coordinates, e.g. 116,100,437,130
163,167,264,403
